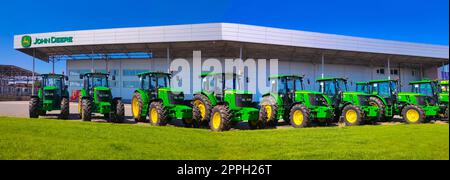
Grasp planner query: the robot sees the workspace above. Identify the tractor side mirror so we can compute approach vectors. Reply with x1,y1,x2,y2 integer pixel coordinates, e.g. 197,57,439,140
65,76,69,81
79,75,83,79
112,76,116,81
307,79,311,85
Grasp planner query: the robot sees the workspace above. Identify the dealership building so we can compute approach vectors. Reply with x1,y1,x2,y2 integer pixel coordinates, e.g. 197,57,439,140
14,23,449,101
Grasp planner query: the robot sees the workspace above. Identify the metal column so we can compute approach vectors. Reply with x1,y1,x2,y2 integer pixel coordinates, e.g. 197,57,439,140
167,47,171,73
387,57,391,80
52,56,55,74
321,54,325,78
32,49,36,95
91,49,95,73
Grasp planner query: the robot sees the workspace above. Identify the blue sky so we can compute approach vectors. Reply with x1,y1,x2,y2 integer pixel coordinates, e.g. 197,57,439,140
0,0,448,74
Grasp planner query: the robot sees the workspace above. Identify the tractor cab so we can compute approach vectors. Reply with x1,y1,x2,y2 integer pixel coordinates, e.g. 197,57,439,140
137,72,178,102
317,78,349,107
80,73,113,97
268,75,304,106
367,79,399,106
200,72,248,102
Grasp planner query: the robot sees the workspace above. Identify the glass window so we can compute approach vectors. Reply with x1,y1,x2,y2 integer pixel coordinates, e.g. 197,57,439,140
70,81,82,87
336,79,348,92
319,81,336,96
123,81,140,88
43,77,63,89
372,82,391,98
88,76,109,88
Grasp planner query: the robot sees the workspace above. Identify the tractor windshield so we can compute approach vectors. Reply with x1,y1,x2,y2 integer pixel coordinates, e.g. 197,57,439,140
371,81,397,98
43,76,63,89
202,73,240,94
270,77,303,94
336,79,348,92
142,74,170,89
87,75,109,88
318,79,348,97
411,82,435,97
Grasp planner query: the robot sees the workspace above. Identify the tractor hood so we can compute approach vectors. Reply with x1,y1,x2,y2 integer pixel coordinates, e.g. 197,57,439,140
158,87,184,94
398,92,424,97
343,91,368,96
94,86,111,91
43,86,58,91
296,90,324,95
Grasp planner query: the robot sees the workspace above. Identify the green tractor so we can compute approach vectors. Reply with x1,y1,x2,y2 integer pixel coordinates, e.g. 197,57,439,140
29,74,70,119
78,72,125,123
316,77,379,126
409,79,449,119
131,72,193,127
356,79,440,124
260,75,334,128
191,73,262,131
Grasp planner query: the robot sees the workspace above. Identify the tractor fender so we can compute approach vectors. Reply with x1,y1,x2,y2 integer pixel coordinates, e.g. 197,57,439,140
262,92,283,107
194,91,218,106
370,95,387,105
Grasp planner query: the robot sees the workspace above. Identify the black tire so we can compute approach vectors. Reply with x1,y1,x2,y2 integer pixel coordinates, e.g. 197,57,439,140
260,96,278,127
59,97,70,120
289,104,311,128
132,92,146,122
192,94,212,127
29,97,40,118
113,98,125,123
402,104,425,124
258,105,274,129
209,105,232,132
369,96,385,122
342,104,363,126
444,107,449,120
149,101,168,126
81,98,92,121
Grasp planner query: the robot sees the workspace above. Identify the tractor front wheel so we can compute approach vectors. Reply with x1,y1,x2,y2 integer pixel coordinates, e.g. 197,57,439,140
210,105,231,132
402,105,425,124
81,98,92,121
289,104,310,128
59,97,70,120
132,92,146,122
29,97,40,118
149,101,168,126
113,99,125,123
342,105,363,126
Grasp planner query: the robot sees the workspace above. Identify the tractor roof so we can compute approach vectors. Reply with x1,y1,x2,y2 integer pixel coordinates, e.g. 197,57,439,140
316,77,347,82
269,74,304,79
41,73,66,77
137,71,171,77
200,72,239,78
440,80,449,85
368,79,398,83
409,79,437,84
356,82,368,85
82,72,109,76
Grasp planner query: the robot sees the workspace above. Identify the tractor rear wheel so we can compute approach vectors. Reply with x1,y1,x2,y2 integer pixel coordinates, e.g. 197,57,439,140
192,94,212,127
289,104,311,128
210,105,231,132
369,96,385,122
59,97,70,120
29,97,40,118
149,101,168,126
132,92,146,122
342,105,363,126
81,98,92,121
444,107,449,120
260,96,278,127
402,105,425,124
113,99,125,123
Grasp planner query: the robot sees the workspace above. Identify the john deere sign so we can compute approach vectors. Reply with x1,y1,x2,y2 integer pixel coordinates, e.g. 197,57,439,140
21,35,73,48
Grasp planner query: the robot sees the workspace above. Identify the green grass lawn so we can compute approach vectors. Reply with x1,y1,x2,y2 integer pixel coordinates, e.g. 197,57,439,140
0,116,448,160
